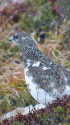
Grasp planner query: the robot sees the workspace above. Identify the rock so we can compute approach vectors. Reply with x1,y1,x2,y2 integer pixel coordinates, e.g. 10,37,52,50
0,104,45,122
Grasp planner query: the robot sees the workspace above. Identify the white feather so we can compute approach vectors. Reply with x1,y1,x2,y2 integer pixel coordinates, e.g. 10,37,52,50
32,61,40,67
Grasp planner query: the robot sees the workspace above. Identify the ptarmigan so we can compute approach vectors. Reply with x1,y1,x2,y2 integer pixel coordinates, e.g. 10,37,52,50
9,31,70,105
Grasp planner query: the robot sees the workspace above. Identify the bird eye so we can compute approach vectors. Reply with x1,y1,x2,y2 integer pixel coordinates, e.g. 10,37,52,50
14,36,18,39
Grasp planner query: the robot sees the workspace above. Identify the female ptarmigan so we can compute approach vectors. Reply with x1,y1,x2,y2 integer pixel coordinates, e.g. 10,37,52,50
9,31,70,105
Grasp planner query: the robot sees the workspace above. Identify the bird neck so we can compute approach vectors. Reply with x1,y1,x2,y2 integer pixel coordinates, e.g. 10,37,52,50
21,44,42,63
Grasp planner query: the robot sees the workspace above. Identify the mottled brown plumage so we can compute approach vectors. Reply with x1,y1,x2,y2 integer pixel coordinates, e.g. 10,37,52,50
9,31,70,105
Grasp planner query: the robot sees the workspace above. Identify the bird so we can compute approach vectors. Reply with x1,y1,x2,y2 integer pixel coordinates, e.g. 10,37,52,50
9,31,70,106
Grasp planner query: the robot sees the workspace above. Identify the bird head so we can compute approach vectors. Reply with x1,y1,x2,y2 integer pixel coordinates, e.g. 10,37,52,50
9,31,32,45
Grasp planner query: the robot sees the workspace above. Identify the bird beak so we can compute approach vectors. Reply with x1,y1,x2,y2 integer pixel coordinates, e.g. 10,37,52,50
8,37,13,41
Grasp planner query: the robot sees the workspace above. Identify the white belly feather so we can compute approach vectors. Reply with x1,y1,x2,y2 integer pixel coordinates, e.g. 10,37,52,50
25,67,55,105
24,60,70,105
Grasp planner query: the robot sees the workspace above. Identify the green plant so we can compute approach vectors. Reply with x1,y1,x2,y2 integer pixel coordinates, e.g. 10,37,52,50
0,99,9,114
26,0,32,6
20,2,59,32
53,106,64,121
58,1,70,17
1,41,10,50
36,114,41,119
53,106,63,113
9,46,19,53
54,50,59,56
11,121,24,125
42,113,48,124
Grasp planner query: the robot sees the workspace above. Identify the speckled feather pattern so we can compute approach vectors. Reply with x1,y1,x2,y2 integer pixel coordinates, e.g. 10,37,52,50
9,31,70,105
25,59,70,93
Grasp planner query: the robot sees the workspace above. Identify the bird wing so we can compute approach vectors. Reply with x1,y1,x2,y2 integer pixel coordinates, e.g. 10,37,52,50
28,57,70,93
